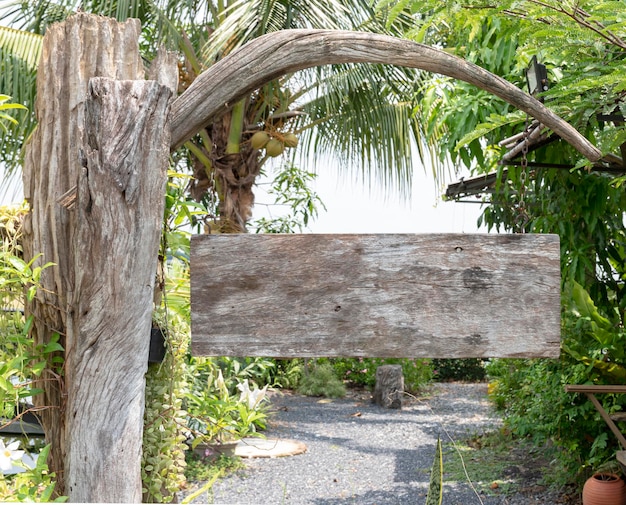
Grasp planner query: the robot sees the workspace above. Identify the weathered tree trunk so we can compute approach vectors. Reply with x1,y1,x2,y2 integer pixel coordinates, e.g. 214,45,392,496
22,14,174,501
64,77,171,502
22,14,145,493
374,365,404,409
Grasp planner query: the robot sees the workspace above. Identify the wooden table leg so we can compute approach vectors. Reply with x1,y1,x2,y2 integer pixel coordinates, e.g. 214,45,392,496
586,393,626,450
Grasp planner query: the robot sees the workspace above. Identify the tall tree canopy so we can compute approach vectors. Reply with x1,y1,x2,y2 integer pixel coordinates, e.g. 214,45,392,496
395,0,626,476
398,0,626,305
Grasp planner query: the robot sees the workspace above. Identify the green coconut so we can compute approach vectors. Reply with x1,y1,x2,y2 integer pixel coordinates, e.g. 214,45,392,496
250,131,270,149
265,139,285,157
283,132,299,148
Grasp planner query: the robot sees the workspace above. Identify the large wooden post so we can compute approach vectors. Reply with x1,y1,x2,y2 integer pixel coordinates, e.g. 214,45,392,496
64,77,171,501
22,14,174,501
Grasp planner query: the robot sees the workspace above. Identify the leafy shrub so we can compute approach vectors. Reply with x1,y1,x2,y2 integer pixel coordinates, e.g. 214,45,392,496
485,282,626,482
332,358,432,394
266,359,303,389
0,445,65,502
185,357,269,445
431,358,486,382
0,204,65,501
487,357,626,481
203,357,277,394
297,362,346,398
141,314,189,504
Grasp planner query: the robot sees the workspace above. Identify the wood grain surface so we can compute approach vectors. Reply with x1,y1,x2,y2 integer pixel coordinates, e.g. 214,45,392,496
191,233,560,358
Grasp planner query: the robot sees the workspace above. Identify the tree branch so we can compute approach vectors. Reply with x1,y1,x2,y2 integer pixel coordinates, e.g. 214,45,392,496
170,29,603,163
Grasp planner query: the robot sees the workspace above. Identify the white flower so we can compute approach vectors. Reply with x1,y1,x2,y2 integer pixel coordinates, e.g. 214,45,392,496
237,379,268,410
0,440,24,472
215,369,227,395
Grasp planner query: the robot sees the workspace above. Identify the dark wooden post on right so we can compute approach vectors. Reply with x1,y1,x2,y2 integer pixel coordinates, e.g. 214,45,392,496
374,365,404,409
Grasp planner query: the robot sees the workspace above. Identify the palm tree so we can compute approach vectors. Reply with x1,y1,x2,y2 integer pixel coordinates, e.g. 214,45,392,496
0,0,428,228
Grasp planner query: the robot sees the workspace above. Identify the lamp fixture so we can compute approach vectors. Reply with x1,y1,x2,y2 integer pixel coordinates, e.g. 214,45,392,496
526,56,548,99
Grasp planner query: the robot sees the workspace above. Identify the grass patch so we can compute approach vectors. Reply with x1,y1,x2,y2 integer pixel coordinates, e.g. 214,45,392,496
442,429,559,497
185,452,245,482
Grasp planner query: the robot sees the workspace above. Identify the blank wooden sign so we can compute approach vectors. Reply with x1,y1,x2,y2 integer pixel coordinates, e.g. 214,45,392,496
191,234,560,358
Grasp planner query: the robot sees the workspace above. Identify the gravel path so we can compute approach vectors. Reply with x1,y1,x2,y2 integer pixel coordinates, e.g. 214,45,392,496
183,383,562,504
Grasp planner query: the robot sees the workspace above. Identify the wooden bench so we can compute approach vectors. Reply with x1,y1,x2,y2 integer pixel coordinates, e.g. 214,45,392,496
565,385,626,472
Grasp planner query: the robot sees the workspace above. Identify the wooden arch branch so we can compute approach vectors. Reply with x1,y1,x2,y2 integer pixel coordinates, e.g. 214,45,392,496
170,29,603,163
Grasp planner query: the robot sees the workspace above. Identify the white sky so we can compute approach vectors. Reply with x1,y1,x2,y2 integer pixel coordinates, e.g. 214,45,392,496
2,161,489,235
253,162,488,234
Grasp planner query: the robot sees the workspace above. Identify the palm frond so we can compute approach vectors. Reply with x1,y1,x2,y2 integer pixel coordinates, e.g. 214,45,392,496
289,61,428,198
0,0,74,34
196,0,434,197
0,25,42,179
201,0,387,64
0,25,42,69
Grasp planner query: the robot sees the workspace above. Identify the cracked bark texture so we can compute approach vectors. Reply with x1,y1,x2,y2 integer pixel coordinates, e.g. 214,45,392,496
22,14,173,501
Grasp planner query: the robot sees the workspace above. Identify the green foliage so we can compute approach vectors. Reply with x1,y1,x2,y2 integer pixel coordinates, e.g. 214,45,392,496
192,357,278,396
486,358,626,480
163,170,207,262
184,452,243,484
483,253,625,480
264,359,303,390
0,205,60,413
402,0,626,175
0,205,64,500
482,170,626,313
425,436,443,505
0,445,67,502
253,164,326,234
0,94,26,132
431,359,486,382
404,4,523,173
185,357,269,445
563,282,626,381
393,1,626,485
0,30,39,176
139,170,201,503
297,362,346,398
332,358,432,394
0,247,59,418
141,313,189,504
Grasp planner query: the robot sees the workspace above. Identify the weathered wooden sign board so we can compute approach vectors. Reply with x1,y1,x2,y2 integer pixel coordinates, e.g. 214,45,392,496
191,233,561,358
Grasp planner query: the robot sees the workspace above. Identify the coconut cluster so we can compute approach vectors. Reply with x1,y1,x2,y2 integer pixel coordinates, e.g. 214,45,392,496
250,131,299,157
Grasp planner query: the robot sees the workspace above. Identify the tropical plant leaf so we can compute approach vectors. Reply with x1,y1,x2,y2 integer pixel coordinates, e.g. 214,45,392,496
425,436,443,505
454,112,524,152
0,26,42,69
0,25,42,179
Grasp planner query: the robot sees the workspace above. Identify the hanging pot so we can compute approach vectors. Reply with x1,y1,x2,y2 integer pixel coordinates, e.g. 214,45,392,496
148,326,166,364
193,440,239,461
582,473,626,505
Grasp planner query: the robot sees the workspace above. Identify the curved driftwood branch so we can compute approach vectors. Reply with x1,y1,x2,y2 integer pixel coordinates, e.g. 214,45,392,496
170,29,602,162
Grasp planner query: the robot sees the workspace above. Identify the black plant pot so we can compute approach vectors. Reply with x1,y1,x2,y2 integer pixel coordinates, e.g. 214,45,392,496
149,327,167,363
